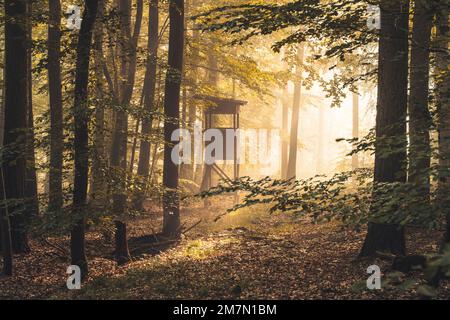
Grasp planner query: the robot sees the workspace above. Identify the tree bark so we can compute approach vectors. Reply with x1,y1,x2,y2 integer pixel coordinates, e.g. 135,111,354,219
286,44,304,180
90,0,107,210
0,169,13,276
162,0,184,237
3,0,31,253
0,75,13,275
360,0,409,257
317,105,325,174
110,0,143,264
186,0,200,181
408,0,434,198
71,0,99,279
281,87,289,179
135,0,159,211
352,92,359,170
435,0,450,244
48,0,64,213
25,0,39,221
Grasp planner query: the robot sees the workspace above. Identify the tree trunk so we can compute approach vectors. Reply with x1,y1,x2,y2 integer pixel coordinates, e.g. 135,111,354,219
281,87,289,179
352,92,359,170
25,0,39,221
0,75,13,275
162,0,184,237
111,0,143,264
48,0,64,213
317,105,325,174
90,0,107,210
408,0,433,198
71,0,99,279
0,169,13,276
3,0,31,253
286,44,304,180
186,0,199,181
435,0,450,244
135,0,159,211
25,73,40,220
360,0,409,257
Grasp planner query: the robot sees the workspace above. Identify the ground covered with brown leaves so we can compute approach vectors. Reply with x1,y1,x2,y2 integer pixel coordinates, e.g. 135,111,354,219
1,197,449,300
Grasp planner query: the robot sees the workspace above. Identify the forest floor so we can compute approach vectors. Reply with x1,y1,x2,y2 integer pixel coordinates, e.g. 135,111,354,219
1,196,449,300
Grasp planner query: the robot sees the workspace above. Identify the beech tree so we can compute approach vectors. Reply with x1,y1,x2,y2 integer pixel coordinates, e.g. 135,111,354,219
135,0,159,211
3,0,31,253
436,0,450,244
286,44,304,180
47,0,64,213
162,0,184,237
71,0,99,279
359,0,410,257
408,0,434,199
0,100,13,275
110,0,143,265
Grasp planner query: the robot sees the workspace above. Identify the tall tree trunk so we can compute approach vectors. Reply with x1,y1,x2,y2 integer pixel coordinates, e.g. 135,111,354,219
26,0,39,221
207,44,218,88
436,0,450,244
162,0,184,237
352,92,360,170
286,44,304,180
281,87,289,179
359,0,409,257
3,0,31,253
317,105,325,174
71,0,99,279
111,0,143,265
48,0,64,213
0,70,13,274
186,0,199,181
408,0,434,198
110,0,130,264
90,0,107,210
199,33,220,192
135,0,159,211
25,71,39,220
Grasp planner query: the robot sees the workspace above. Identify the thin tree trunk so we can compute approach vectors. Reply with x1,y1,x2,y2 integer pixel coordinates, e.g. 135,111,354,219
135,0,159,211
186,0,199,181
71,0,99,279
48,0,64,213
25,0,39,221
111,0,143,265
317,105,325,174
352,92,359,170
408,0,434,198
281,87,289,179
162,0,184,237
360,0,409,257
286,44,304,180
26,74,39,219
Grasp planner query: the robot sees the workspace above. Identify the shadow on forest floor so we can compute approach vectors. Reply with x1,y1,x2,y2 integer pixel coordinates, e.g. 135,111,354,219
1,199,449,300
128,233,180,258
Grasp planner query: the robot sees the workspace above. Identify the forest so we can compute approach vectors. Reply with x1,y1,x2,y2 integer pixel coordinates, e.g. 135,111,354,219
0,0,449,301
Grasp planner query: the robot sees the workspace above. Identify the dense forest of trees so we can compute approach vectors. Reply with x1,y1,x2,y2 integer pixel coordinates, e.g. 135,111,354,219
0,0,449,300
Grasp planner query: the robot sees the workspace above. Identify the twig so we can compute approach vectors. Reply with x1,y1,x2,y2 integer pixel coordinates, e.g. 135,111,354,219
182,219,203,235
40,238,68,256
